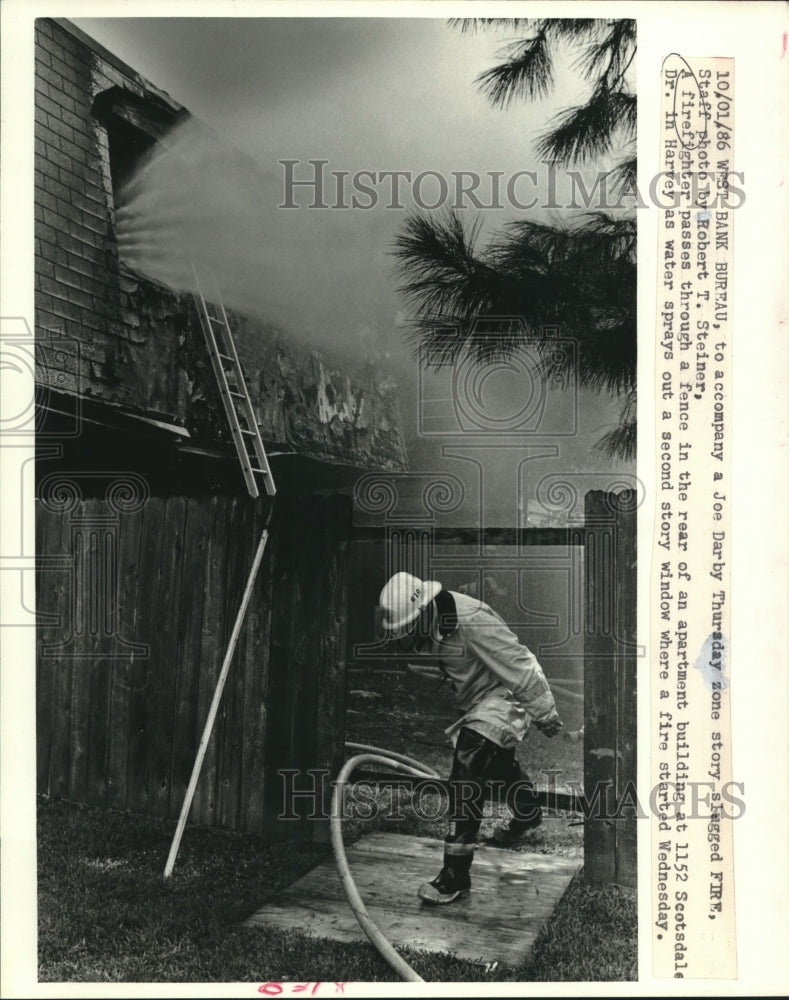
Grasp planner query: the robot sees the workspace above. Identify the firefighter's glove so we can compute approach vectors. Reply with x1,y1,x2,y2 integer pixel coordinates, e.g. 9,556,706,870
535,715,563,738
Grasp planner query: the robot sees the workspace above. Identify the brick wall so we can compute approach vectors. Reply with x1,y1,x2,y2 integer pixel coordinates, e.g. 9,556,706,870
35,18,119,401
34,18,407,471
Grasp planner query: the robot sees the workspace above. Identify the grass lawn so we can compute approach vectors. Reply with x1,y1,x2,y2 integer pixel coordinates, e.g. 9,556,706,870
38,796,636,984
37,665,636,983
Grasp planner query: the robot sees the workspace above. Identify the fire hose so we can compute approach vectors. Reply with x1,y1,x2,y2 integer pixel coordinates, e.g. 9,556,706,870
331,741,586,982
331,742,440,983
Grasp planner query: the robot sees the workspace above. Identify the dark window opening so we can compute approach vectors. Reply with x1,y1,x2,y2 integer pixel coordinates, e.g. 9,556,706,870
92,86,185,211
105,117,157,208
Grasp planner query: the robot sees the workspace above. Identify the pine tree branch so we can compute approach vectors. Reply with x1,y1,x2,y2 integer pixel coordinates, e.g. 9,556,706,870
476,29,554,105
537,88,636,165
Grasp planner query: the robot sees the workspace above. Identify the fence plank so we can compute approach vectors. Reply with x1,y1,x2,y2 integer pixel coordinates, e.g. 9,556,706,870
124,497,170,811
263,492,304,838
105,513,132,811
35,501,51,793
294,497,318,766
171,496,214,823
614,491,638,888
191,497,232,825
43,499,71,800
35,500,64,796
90,509,133,808
85,521,113,809
300,497,324,839
70,500,109,802
584,490,637,887
219,497,248,829
217,495,250,830
106,504,149,810
214,495,235,829
312,496,352,842
240,501,275,832
146,495,188,817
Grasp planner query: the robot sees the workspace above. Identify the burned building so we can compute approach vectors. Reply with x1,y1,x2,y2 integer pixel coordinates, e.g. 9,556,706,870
34,17,407,839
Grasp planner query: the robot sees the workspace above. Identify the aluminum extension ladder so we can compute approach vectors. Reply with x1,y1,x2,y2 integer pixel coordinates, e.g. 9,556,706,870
191,262,276,498
165,264,276,878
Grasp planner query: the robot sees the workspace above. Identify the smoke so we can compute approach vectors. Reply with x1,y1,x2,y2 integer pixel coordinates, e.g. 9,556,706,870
115,116,400,361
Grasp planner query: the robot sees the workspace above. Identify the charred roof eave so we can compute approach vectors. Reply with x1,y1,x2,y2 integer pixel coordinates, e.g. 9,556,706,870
91,85,189,142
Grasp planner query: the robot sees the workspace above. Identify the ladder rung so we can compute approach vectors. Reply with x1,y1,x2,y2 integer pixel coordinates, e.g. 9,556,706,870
193,272,275,498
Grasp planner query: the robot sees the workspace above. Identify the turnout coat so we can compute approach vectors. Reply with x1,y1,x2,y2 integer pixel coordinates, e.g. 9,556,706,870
428,591,559,748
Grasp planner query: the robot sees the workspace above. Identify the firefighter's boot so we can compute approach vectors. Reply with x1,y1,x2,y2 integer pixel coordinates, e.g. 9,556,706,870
417,839,473,904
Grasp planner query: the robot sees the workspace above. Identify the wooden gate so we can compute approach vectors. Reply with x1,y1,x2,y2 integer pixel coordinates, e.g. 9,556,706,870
350,487,638,887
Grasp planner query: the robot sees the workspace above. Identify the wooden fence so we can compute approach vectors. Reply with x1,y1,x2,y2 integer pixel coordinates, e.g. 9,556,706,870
35,488,351,838
36,482,637,880
584,489,638,888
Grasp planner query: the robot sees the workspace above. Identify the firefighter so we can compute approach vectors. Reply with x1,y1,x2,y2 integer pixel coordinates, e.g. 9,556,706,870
377,571,563,904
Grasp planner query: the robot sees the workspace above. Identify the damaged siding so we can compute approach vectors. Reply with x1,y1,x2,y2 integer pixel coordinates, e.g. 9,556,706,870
34,17,407,472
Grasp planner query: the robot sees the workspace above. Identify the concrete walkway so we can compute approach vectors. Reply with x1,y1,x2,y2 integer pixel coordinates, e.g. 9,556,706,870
245,831,581,969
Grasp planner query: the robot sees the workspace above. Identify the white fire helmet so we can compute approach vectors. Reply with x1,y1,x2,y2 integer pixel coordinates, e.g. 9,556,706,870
378,572,442,635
